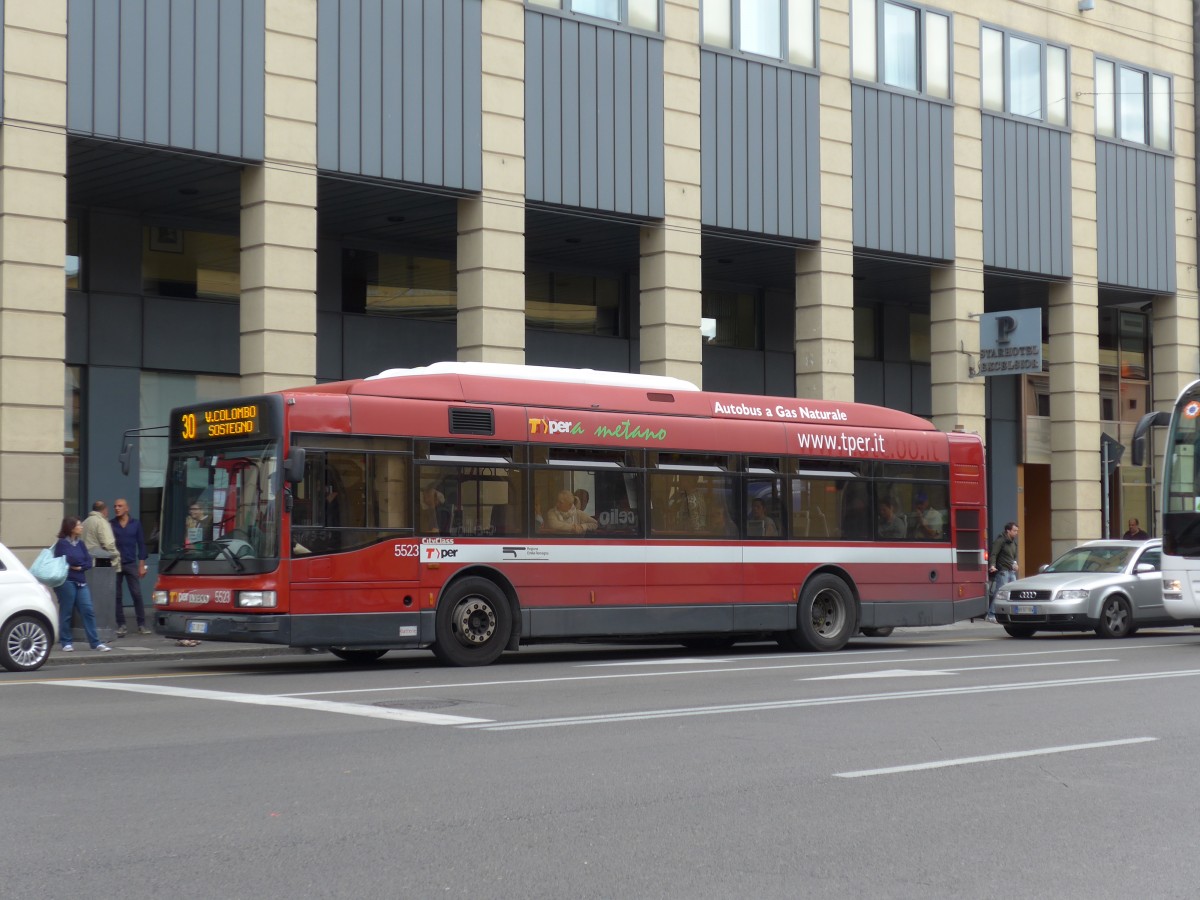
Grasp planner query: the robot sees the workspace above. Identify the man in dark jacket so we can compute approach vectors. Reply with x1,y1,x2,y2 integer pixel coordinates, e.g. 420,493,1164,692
111,497,150,636
988,522,1019,623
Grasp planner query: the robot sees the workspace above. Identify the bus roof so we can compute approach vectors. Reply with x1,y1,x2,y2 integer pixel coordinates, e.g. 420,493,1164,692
288,363,942,432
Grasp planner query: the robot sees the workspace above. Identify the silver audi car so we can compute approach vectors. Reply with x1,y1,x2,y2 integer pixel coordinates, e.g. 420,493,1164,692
993,539,1193,639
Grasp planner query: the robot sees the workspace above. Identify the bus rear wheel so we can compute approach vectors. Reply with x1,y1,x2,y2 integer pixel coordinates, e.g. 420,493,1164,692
329,649,388,663
433,577,512,667
780,574,857,652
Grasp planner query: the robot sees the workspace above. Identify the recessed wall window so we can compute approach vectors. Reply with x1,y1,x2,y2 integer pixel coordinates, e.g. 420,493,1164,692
528,0,659,31
852,0,950,99
527,270,623,335
1095,58,1172,151
703,0,815,68
980,26,1068,125
64,365,81,519
854,306,879,359
142,227,240,301
702,290,760,349
66,217,82,290
341,249,457,320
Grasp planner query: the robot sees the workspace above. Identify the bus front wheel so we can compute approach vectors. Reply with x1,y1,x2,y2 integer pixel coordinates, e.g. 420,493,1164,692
780,574,857,652
433,577,512,667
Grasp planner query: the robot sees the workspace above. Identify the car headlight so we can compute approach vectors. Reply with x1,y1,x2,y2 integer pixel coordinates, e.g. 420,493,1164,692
153,590,169,606
237,590,277,608
1057,589,1090,601
995,590,1010,602
1164,579,1183,599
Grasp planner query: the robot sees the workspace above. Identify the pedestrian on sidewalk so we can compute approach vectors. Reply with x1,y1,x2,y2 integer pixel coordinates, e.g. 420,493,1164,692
52,516,112,653
111,497,150,637
988,522,1020,623
81,500,118,567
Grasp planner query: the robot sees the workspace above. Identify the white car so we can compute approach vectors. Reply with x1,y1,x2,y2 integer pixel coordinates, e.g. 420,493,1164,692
0,542,58,671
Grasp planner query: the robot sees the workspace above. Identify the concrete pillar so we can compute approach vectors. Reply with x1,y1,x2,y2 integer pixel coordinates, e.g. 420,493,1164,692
0,1,68,559
638,0,703,386
929,14,986,437
240,0,318,393
458,0,525,364
795,0,855,402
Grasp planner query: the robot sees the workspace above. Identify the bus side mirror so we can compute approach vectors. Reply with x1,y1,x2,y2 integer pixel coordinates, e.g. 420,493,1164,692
119,441,133,476
1130,411,1170,467
283,447,306,484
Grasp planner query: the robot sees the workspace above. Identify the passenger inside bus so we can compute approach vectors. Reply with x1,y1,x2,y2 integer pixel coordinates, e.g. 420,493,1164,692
909,491,944,540
542,489,598,534
419,486,451,534
877,496,907,540
747,497,779,537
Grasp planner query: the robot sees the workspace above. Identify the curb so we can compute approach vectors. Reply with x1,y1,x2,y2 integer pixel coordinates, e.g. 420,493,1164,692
44,645,313,667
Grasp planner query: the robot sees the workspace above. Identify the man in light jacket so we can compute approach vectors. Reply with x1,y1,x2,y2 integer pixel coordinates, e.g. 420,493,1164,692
81,500,118,567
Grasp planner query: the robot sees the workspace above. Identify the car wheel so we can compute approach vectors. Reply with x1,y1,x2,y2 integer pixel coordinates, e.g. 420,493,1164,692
1003,625,1037,639
1095,595,1133,638
859,627,894,638
328,649,388,663
432,577,512,667
1,614,53,672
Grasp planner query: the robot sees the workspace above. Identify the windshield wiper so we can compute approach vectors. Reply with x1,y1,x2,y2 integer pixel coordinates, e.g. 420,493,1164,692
183,540,246,573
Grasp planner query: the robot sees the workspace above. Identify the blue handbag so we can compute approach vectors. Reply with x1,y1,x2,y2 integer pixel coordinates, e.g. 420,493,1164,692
30,546,68,588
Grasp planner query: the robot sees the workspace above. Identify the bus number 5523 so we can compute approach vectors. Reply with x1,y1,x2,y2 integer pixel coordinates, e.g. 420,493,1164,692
394,544,419,558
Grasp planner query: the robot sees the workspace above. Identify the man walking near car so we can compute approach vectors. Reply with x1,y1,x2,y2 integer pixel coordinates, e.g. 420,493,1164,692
987,522,1019,624
111,497,150,636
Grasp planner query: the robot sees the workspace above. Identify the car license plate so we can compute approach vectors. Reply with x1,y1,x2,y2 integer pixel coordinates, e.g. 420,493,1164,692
186,620,209,635
1014,605,1038,615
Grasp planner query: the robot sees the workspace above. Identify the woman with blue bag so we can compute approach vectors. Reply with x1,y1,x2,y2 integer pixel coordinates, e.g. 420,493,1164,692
53,516,111,653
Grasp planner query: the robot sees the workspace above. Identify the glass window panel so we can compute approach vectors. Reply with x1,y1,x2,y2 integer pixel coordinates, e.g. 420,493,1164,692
980,27,1004,111
787,0,815,67
1119,311,1149,381
851,0,877,81
342,249,457,319
527,272,623,335
740,0,782,58
420,464,525,538
1045,45,1067,125
909,311,930,364
1008,36,1042,119
536,469,641,537
628,0,658,30
703,0,732,47
881,3,918,92
64,366,82,520
854,305,878,359
702,291,759,349
924,12,950,99
572,0,619,21
745,479,784,539
66,217,81,290
142,227,240,301
1119,66,1146,144
1151,73,1171,150
1095,60,1115,137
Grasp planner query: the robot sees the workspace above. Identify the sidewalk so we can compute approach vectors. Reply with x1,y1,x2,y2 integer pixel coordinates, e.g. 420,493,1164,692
45,631,312,667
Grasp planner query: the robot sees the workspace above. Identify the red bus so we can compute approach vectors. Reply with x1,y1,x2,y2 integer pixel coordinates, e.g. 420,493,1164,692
153,362,988,665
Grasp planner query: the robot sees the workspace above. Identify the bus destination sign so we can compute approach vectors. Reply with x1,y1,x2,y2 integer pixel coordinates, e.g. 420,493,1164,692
177,404,260,442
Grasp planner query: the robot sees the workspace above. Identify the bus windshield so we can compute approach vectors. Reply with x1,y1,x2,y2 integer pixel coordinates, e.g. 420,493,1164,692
159,440,281,573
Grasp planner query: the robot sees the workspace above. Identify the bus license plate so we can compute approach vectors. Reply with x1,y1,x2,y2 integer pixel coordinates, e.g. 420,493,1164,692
1014,605,1038,615
186,621,209,635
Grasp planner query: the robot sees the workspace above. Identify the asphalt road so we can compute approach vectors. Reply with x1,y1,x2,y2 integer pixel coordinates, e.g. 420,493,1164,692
6,622,1200,899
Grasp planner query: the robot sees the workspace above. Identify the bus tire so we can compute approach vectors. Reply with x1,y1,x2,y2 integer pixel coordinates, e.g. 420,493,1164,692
433,577,512,667
781,574,857,652
329,648,388,663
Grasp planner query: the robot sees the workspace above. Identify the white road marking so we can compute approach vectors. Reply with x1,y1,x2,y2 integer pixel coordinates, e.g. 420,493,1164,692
833,737,1158,778
53,680,490,726
577,650,905,667
278,643,1175,698
460,668,1200,731
806,658,1116,680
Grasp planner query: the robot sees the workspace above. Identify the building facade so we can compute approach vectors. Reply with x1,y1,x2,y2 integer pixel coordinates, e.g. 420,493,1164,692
0,0,1194,573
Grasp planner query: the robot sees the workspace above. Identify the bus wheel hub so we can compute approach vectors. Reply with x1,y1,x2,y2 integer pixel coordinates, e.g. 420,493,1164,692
455,599,496,644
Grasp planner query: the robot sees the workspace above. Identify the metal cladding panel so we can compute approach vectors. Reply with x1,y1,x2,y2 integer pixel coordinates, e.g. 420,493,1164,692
318,0,482,191
851,84,954,261
1096,141,1176,293
524,10,664,218
67,0,265,159
700,51,818,240
981,115,1071,278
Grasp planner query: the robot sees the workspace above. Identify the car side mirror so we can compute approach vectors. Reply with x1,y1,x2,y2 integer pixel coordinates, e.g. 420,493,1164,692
1038,564,1049,573
1135,562,1156,574
282,447,306,484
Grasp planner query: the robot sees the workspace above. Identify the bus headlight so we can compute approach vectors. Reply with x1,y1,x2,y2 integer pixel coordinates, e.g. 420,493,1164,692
1163,579,1183,600
237,591,277,608
153,590,169,607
